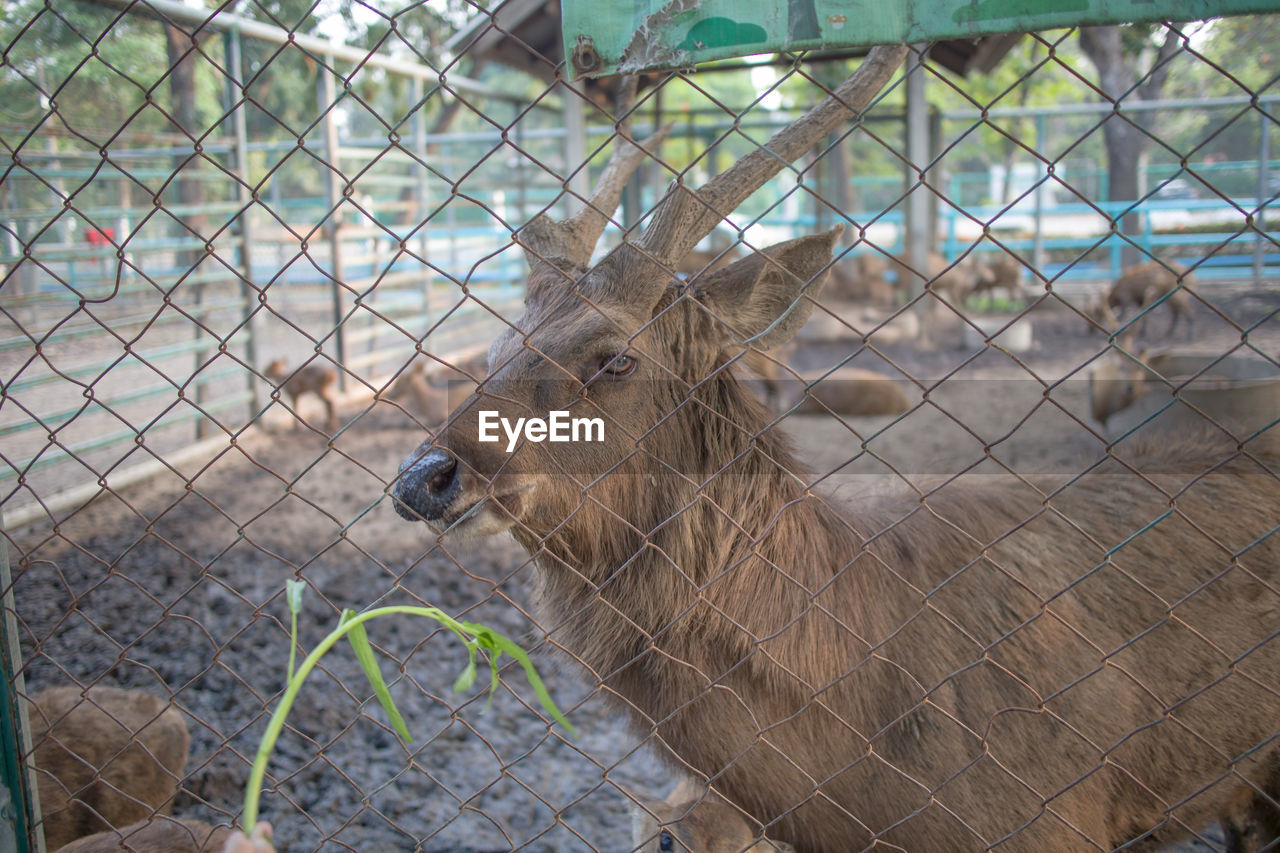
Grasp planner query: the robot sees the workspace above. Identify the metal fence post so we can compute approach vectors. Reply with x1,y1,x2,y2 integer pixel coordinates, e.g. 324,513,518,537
411,77,433,343
1033,112,1046,277
906,45,931,308
562,82,588,216
1256,114,1271,286
319,66,347,388
228,26,259,413
0,514,38,853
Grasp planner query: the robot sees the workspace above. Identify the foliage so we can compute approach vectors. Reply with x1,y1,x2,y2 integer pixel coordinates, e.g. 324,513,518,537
241,580,574,833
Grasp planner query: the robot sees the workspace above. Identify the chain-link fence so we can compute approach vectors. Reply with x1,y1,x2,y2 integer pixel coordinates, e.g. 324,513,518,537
3,5,1279,852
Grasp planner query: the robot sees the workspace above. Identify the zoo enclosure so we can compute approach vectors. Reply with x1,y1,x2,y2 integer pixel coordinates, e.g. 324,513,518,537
4,3,1279,521
2,5,1280,853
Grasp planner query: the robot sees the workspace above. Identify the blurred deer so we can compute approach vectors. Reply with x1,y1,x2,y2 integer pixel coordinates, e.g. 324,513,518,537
381,353,489,425
1086,260,1195,337
393,52,1279,852
970,251,1026,299
380,361,447,424
825,252,896,307
30,686,189,851
263,358,338,432
630,779,795,853
54,819,229,853
891,250,988,305
1089,335,1150,427
788,367,911,417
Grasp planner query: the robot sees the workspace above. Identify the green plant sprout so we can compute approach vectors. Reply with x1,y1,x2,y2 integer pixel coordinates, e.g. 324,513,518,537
240,580,575,833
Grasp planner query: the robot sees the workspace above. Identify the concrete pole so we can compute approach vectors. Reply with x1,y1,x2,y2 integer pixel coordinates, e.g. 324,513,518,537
905,45,933,338
561,82,589,216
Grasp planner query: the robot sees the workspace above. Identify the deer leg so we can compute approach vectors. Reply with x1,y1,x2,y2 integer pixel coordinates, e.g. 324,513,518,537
321,392,337,432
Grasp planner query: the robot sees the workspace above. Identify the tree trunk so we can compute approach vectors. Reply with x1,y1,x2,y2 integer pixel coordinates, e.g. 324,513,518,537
1078,24,1183,267
164,22,206,275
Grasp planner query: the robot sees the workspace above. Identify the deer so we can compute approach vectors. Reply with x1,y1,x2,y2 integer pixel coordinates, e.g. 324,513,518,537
891,250,988,305
629,779,795,853
52,819,229,853
392,48,1280,852
263,358,338,432
787,367,912,417
380,360,448,424
29,686,190,852
1086,260,1196,338
824,252,896,307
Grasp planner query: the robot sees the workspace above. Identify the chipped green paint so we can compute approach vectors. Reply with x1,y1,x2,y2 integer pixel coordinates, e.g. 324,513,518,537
677,18,769,51
953,0,1090,25
563,0,1280,77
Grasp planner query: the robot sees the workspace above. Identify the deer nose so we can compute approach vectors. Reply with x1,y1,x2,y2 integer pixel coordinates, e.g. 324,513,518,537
393,447,459,522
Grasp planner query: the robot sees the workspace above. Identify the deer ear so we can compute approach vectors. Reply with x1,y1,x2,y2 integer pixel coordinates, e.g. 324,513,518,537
688,227,842,351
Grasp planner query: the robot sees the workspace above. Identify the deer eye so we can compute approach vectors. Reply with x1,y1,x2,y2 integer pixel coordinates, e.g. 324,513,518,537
658,830,674,852
599,354,637,377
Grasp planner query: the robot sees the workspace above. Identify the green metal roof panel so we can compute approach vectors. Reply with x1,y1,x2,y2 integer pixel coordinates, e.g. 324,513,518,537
562,0,1280,77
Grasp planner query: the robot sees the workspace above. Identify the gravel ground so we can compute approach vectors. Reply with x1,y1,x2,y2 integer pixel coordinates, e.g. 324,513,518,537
6,284,1278,852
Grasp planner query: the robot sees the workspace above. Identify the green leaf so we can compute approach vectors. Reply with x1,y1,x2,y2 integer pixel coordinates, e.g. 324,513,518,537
286,579,306,614
341,609,413,743
461,622,576,738
452,642,478,693
285,581,306,683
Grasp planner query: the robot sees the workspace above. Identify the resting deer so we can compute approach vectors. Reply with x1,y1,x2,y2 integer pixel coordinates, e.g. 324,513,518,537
30,686,190,851
263,358,338,432
53,819,229,853
788,367,911,417
393,50,1280,852
825,252,896,307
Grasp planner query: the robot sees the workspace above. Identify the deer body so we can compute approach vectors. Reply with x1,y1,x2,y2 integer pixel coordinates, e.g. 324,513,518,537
393,51,1279,852
789,367,911,416
53,819,229,853
30,687,190,852
826,253,896,307
264,359,338,431
1090,261,1195,337
498,297,1278,851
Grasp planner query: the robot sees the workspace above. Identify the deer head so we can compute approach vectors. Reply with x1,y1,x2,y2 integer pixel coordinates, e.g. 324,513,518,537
392,46,908,546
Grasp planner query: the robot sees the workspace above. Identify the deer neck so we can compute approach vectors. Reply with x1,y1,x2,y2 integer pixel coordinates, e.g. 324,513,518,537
511,362,868,698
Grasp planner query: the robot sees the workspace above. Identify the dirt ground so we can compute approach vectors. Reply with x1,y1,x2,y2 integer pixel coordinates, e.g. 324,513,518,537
6,284,1278,852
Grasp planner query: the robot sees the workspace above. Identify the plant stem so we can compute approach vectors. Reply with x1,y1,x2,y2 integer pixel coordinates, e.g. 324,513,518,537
241,605,471,830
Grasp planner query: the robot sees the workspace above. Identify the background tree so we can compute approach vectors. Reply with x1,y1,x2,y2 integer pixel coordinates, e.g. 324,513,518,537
1078,23,1186,263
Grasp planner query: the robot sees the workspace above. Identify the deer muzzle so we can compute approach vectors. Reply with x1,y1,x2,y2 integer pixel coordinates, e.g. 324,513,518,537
393,447,460,522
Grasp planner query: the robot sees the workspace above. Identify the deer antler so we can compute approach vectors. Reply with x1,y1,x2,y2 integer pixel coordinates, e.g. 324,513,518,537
519,76,673,270
579,44,908,309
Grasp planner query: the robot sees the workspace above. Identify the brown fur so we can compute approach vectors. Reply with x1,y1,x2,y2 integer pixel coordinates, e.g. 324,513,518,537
394,54,1278,853
825,253,896,307
30,687,189,851
1089,340,1149,426
1087,261,1195,337
630,779,795,853
263,358,338,431
892,250,984,303
789,367,911,417
53,819,228,853
381,361,448,424
678,244,745,277
971,251,1025,297
382,354,489,424
397,245,1280,852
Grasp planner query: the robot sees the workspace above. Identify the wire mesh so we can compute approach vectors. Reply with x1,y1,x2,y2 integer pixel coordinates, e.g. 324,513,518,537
2,5,1279,853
